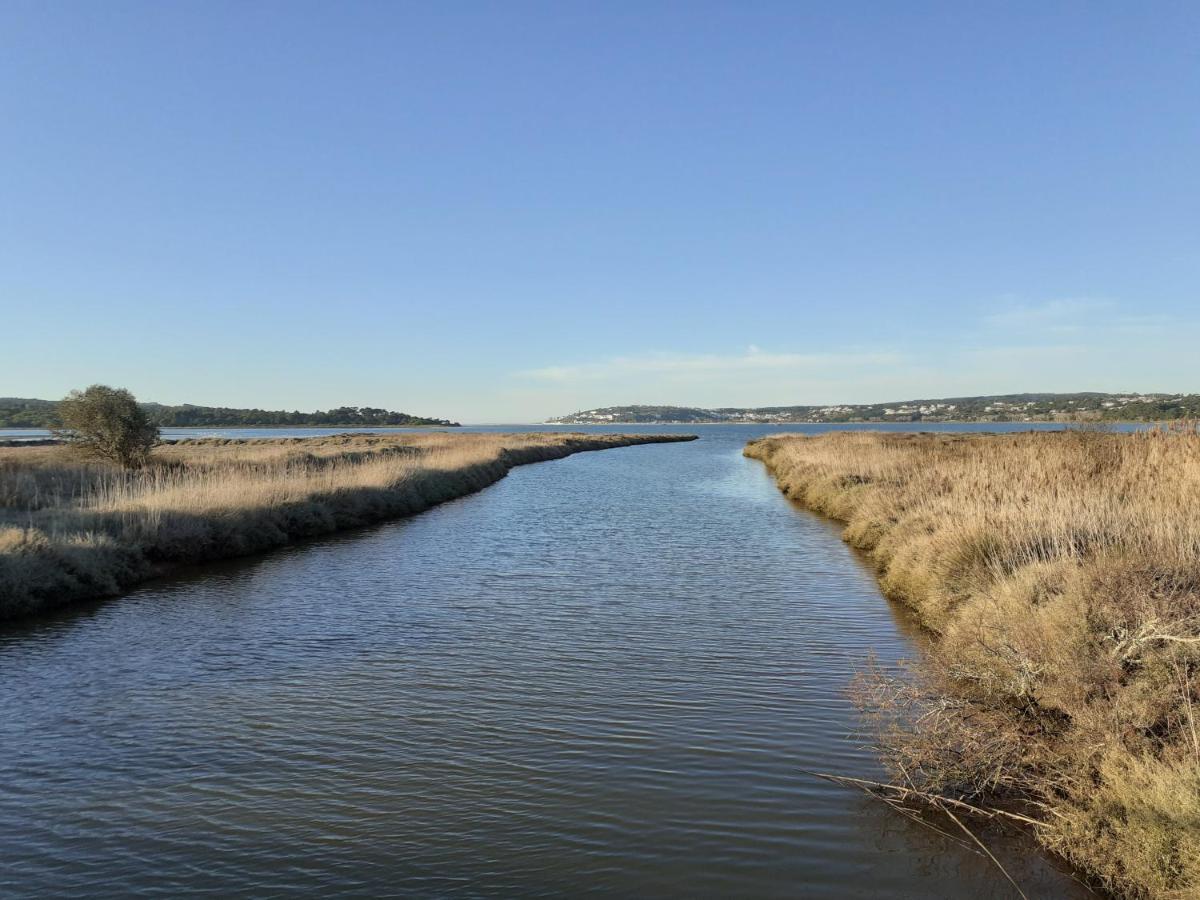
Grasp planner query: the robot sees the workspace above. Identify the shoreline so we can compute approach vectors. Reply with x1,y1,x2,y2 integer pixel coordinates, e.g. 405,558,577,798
545,419,1165,427
0,432,696,621
745,430,1199,898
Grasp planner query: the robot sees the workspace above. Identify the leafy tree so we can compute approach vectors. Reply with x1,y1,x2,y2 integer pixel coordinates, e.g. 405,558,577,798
55,385,160,467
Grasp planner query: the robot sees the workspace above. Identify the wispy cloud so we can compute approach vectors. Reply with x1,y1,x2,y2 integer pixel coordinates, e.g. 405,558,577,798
983,297,1172,336
489,300,1200,421
516,346,906,383
984,297,1112,329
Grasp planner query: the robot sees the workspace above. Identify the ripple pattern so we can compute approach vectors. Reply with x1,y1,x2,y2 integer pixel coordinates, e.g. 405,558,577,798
0,426,1089,897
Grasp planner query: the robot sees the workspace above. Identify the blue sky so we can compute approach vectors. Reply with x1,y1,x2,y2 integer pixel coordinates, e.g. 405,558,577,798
2,2,1197,422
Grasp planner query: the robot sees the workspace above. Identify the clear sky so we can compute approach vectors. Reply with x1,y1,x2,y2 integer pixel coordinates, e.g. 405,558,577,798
2,2,1197,423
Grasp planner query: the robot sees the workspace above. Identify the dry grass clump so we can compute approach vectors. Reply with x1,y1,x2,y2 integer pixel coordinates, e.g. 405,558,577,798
1,431,693,619
746,428,1200,898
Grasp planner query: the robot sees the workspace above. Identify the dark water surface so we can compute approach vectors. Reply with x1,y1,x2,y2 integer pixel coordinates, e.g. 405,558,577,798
1,425,1092,897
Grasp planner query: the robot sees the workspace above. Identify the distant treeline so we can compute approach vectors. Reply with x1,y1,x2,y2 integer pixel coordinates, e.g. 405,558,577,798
0,398,459,429
550,392,1200,425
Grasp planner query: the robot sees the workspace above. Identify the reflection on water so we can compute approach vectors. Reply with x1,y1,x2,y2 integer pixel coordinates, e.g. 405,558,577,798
0,426,1091,897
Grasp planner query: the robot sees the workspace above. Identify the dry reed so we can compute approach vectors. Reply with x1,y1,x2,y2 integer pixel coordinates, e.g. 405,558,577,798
0,431,694,619
746,428,1200,898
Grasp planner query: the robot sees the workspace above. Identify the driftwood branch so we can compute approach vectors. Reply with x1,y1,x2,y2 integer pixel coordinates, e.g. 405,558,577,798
804,770,1057,900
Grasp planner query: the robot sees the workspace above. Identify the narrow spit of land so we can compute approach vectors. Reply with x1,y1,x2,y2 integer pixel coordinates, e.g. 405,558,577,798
746,429,1200,899
0,432,695,620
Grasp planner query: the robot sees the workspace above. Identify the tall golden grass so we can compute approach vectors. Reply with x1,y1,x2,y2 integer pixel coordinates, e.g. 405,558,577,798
746,428,1200,898
0,431,694,619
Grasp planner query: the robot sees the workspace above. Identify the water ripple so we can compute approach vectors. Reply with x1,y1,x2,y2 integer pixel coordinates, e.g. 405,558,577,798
0,428,1089,897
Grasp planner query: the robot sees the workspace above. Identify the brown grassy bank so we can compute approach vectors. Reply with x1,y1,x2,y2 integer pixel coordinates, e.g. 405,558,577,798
745,429,1200,898
1,431,695,620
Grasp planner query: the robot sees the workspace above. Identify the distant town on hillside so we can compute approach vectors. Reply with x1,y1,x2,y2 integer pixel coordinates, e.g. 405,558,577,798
547,393,1200,425
0,398,459,429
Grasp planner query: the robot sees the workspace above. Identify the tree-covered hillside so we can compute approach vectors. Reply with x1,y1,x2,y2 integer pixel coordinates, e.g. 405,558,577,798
0,398,459,429
548,393,1200,424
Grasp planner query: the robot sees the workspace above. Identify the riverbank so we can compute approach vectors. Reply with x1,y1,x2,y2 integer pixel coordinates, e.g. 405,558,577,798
0,432,695,620
745,429,1200,898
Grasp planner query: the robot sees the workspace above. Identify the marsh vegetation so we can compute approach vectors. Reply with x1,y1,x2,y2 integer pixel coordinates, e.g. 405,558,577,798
746,428,1200,897
0,431,694,619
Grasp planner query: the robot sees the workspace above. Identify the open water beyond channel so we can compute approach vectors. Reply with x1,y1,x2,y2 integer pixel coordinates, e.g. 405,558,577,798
0,425,1094,898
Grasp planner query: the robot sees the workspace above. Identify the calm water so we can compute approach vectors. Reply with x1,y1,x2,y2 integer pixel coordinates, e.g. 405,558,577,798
0,425,1092,898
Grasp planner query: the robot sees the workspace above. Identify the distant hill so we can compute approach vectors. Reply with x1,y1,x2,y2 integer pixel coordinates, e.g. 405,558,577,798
0,398,459,429
547,393,1200,425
